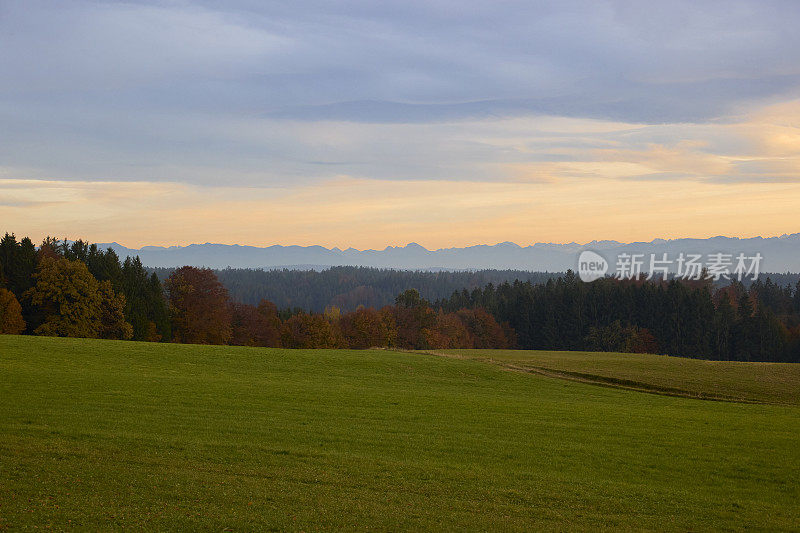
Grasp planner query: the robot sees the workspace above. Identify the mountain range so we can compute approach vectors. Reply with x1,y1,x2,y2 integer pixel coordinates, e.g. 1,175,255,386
99,234,800,273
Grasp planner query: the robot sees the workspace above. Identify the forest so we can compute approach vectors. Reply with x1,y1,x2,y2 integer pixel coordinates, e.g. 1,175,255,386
150,266,558,312
1,233,799,361
0,234,511,350
436,274,800,362
150,266,800,313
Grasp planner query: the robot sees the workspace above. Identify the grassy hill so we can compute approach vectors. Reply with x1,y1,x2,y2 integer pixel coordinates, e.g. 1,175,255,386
432,349,800,405
1,336,798,530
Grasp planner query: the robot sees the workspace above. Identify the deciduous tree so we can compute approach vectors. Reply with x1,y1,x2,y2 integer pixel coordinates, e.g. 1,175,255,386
26,258,103,338
456,308,510,349
340,307,394,348
230,299,282,347
281,312,343,348
0,288,25,334
165,266,232,345
393,289,436,349
424,311,472,349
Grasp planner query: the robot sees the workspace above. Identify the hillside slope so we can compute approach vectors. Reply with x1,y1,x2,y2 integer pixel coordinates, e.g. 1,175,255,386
1,336,798,530
434,349,800,405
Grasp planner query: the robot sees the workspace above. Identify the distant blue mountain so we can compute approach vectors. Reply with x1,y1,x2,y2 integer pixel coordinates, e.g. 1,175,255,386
97,234,800,273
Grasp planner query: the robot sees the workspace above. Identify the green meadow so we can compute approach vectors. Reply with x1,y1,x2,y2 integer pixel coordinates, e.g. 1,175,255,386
436,349,800,405
1,335,798,530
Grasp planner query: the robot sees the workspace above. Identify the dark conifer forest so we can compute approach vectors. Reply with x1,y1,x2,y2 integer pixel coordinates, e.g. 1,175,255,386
435,274,800,362
150,266,558,312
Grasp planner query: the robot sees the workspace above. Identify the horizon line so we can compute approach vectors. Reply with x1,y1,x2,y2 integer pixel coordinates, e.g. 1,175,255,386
89,232,800,253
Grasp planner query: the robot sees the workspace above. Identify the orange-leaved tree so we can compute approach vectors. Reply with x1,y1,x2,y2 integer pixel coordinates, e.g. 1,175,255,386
339,306,396,348
456,308,511,348
424,311,472,349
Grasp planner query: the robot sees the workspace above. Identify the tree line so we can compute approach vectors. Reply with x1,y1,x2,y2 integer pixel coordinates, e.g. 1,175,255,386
165,265,512,349
435,272,800,362
2,233,799,361
0,234,511,349
150,265,794,314
0,235,170,341
150,266,558,312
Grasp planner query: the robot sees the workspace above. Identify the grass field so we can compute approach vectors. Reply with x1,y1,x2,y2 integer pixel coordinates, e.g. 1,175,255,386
1,336,798,530
434,349,800,405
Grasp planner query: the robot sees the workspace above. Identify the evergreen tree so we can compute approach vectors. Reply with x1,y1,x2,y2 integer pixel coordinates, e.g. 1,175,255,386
121,257,171,341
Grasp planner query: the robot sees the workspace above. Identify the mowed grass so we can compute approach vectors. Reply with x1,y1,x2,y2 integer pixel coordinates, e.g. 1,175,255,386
0,336,798,530
437,349,800,405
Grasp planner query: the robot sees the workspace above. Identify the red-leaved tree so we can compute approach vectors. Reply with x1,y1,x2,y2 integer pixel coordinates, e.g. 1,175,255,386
165,266,232,345
231,299,282,347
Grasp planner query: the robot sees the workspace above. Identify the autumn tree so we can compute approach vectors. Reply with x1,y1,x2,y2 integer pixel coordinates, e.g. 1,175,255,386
393,289,436,349
627,327,659,354
165,266,232,345
455,308,510,348
230,303,258,346
0,288,25,334
339,306,395,348
27,238,167,341
255,300,283,346
378,306,398,347
424,311,472,349
230,299,282,347
26,257,103,337
24,257,132,339
281,312,343,348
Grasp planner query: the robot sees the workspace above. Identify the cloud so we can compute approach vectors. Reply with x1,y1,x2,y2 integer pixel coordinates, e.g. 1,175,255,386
4,1,800,120
1,1,800,245
1,103,799,187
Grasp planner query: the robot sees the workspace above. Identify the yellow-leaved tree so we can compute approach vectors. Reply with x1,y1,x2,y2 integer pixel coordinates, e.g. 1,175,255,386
0,288,25,334
25,257,132,339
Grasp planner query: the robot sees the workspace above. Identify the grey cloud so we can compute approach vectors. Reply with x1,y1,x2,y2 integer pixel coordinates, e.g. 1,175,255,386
4,1,800,121
1,0,799,185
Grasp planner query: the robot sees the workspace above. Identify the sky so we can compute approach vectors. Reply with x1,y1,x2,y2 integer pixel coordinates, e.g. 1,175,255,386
2,0,800,249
